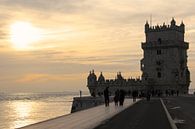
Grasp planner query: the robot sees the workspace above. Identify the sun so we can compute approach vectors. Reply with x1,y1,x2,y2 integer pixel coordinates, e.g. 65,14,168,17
10,21,41,50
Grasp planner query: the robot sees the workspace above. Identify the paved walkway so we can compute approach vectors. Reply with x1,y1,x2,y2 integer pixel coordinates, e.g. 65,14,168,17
94,98,172,129
163,96,195,129
18,99,139,129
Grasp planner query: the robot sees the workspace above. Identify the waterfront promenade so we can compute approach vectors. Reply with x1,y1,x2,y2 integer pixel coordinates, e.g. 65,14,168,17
18,98,139,129
18,96,195,129
94,98,172,129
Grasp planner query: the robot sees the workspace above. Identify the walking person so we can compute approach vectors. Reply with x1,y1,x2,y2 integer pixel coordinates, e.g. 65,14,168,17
146,90,151,101
114,89,119,106
104,87,110,107
132,90,138,102
176,90,179,96
119,89,125,106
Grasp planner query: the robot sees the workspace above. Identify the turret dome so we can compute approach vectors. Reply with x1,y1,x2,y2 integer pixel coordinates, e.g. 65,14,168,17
98,72,105,82
171,18,176,26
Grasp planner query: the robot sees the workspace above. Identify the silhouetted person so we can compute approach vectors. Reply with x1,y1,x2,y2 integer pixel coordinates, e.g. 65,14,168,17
165,90,168,97
104,87,109,107
114,89,120,106
171,90,174,96
119,90,125,106
128,90,132,96
132,90,138,102
157,90,162,97
176,90,179,96
146,91,151,101
79,90,82,97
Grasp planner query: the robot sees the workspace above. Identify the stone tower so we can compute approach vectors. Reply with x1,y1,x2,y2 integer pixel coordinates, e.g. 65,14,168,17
141,18,190,93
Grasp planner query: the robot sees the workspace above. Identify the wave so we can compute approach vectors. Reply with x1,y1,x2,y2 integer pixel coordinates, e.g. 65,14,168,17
0,91,89,101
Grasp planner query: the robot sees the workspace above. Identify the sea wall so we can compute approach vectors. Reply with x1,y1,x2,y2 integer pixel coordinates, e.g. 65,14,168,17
71,96,113,113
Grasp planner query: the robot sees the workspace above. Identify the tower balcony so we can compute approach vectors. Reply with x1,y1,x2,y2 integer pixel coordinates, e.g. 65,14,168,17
141,41,189,49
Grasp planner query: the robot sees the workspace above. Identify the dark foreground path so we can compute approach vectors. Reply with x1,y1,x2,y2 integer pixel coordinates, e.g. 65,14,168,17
163,96,195,129
94,99,172,129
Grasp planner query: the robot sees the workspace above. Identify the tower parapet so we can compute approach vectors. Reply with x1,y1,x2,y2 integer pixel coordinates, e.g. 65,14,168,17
145,18,185,33
145,18,185,42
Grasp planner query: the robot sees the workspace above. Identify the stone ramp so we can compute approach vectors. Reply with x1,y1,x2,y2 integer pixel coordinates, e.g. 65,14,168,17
94,98,172,129
18,99,139,129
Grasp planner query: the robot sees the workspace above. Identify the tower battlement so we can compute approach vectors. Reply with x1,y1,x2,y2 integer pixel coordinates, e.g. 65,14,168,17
145,18,185,33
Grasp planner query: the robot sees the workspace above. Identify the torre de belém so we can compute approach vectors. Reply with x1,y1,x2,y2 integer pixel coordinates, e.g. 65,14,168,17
87,18,190,96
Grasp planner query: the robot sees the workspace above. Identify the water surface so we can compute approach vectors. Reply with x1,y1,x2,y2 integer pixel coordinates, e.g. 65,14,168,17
0,92,80,129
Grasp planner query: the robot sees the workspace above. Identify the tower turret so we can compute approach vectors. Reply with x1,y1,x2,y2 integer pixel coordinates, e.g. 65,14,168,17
180,21,185,33
98,72,105,83
145,21,149,32
116,72,124,80
87,70,97,97
171,17,176,27
87,70,97,86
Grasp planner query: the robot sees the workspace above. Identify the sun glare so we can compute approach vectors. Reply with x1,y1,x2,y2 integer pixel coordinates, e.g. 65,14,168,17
10,21,42,50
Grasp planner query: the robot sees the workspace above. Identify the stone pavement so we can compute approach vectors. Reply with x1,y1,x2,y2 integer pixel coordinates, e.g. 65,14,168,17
18,99,139,129
163,96,195,129
94,98,172,129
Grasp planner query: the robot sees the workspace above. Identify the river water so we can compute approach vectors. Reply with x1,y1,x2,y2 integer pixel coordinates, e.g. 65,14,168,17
0,92,83,129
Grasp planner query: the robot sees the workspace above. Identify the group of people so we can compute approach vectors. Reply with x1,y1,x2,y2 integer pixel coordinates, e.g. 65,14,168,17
104,87,138,107
113,89,125,106
103,88,185,107
103,88,150,107
104,88,126,107
165,90,179,96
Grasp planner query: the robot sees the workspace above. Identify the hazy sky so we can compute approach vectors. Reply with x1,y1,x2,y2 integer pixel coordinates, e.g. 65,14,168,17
0,0,195,92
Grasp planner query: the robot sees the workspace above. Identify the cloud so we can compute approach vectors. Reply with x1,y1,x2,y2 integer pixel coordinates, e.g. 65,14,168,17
15,73,83,83
0,49,141,76
16,73,48,83
15,70,141,84
1,0,195,91
0,0,93,15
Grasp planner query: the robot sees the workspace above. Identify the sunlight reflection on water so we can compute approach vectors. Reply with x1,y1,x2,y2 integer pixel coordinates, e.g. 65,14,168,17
12,101,36,129
0,93,76,129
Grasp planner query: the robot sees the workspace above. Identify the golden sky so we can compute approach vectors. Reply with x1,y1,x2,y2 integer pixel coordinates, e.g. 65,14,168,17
0,0,195,92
